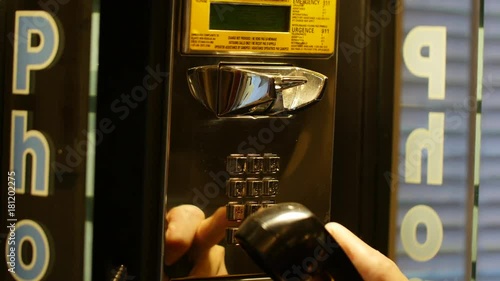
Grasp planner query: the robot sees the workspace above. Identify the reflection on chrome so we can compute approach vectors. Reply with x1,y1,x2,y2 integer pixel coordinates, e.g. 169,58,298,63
187,64,327,117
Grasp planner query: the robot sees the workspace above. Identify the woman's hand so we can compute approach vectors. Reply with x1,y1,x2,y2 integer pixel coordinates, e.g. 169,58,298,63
164,205,228,279
325,222,409,281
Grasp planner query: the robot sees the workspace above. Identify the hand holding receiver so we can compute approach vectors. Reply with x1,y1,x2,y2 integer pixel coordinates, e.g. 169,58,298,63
235,203,408,281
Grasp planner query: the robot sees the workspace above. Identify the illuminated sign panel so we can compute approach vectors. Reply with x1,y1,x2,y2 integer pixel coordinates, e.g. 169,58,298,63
184,0,337,55
393,1,481,280
1,4,96,280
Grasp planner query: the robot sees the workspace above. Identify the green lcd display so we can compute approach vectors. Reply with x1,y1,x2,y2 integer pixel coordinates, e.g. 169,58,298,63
209,4,291,32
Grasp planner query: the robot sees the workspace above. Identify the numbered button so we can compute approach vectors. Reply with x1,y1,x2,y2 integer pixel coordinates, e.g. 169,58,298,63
261,200,276,209
227,178,246,198
226,202,245,221
246,178,263,197
226,227,239,245
227,154,247,175
262,178,279,196
246,154,264,174
245,201,262,217
263,153,280,173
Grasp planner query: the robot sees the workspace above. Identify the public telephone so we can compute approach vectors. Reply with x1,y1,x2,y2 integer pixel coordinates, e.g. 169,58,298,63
164,0,339,278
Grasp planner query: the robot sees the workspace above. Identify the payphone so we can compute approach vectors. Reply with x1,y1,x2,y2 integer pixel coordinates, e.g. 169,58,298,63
164,0,339,277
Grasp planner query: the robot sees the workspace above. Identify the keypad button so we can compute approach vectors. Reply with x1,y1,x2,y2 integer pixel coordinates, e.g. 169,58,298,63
262,178,279,196
226,202,245,221
246,178,263,197
226,227,239,244
227,178,246,198
263,153,280,173
226,154,247,175
246,154,264,174
245,201,262,216
261,200,276,209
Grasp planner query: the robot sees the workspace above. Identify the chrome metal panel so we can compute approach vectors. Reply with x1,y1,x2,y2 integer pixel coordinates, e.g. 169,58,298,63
165,0,339,277
188,64,326,116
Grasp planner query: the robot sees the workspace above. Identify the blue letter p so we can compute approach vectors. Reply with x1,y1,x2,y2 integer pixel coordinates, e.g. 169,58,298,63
13,11,60,94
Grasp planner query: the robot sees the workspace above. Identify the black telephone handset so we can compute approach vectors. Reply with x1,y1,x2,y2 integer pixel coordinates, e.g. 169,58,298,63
235,203,363,281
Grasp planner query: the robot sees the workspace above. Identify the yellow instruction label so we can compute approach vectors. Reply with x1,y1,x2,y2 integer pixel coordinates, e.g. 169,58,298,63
186,0,337,55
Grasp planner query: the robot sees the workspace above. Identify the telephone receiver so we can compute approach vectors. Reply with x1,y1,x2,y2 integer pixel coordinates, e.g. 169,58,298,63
235,203,363,281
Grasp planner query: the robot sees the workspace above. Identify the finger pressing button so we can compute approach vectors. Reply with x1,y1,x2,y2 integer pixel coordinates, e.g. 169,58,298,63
226,202,245,221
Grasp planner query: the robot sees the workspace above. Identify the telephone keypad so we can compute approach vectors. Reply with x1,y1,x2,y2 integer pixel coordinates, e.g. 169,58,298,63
224,153,280,244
